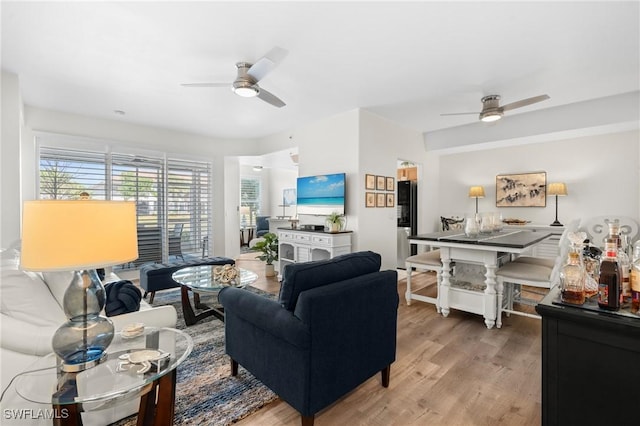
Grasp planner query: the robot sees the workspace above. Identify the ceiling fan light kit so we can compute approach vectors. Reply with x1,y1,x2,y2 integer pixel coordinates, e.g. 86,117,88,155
182,48,287,108
480,111,503,122
441,93,550,123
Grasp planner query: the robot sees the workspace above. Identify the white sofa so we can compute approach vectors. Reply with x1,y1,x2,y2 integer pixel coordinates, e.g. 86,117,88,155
0,250,178,425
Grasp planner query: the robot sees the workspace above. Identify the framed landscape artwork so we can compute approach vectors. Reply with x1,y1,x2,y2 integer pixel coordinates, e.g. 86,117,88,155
496,172,547,207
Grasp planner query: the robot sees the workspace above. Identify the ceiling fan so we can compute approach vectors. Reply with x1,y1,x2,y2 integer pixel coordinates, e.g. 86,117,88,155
441,94,550,122
181,47,288,108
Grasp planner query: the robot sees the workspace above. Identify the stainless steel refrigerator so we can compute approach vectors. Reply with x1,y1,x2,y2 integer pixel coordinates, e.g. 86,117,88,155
397,180,418,269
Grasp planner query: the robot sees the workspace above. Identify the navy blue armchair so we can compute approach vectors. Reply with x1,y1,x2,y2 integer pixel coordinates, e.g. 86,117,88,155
218,251,398,426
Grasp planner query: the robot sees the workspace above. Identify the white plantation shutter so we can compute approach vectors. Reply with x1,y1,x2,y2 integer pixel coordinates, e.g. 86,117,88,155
240,177,261,225
167,158,211,257
39,147,107,200
38,142,212,267
111,153,165,266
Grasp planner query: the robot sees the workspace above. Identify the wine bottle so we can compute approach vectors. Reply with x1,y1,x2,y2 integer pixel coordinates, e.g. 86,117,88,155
597,238,621,311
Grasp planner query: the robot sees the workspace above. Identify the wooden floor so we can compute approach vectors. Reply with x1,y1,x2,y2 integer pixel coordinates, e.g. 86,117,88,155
233,253,542,426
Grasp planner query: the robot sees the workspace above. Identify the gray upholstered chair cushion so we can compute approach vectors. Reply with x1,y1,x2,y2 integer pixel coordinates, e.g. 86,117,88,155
496,262,552,282
405,250,442,267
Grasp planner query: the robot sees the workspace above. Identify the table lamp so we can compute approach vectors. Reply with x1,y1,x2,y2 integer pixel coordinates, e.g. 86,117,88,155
468,186,485,214
20,200,138,372
239,206,250,227
548,182,568,227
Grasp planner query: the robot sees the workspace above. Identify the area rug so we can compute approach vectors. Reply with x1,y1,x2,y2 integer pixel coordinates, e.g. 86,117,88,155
114,287,278,425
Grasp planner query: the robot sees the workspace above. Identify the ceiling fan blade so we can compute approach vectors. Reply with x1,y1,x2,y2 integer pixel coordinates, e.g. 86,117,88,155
256,87,286,108
440,112,480,116
501,94,550,111
181,82,229,88
247,47,288,81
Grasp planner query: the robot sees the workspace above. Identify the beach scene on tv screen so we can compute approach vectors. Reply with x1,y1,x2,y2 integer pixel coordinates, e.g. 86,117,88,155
297,173,345,215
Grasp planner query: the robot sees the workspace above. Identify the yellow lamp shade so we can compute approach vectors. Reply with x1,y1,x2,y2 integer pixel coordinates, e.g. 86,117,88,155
468,186,485,198
21,200,138,271
548,182,568,196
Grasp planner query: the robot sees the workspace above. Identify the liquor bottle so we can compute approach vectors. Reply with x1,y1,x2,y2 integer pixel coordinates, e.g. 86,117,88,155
606,219,621,248
597,238,622,311
560,250,586,305
619,248,631,307
631,241,640,314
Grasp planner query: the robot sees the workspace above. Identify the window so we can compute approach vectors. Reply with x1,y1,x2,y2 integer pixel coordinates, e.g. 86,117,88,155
240,177,261,226
38,144,211,268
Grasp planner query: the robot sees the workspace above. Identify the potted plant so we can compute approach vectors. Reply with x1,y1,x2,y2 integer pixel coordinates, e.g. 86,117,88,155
326,212,345,233
251,232,279,277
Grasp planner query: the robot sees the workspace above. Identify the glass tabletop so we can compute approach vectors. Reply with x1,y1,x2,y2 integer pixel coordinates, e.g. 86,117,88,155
15,327,193,408
172,265,258,293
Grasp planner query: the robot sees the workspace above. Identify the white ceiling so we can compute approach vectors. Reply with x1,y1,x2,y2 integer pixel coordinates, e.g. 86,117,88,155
2,1,639,141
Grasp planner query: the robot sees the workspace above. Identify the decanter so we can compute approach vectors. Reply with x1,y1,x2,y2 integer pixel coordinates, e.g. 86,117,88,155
560,249,586,305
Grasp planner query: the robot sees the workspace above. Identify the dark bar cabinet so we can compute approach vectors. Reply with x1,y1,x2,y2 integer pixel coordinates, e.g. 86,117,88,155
536,286,640,426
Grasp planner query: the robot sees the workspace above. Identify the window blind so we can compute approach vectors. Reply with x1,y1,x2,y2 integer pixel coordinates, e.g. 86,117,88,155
240,177,261,226
167,158,211,257
38,144,212,267
111,153,165,266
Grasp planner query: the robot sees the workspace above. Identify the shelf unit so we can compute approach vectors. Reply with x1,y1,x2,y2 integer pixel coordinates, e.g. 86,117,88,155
277,229,352,277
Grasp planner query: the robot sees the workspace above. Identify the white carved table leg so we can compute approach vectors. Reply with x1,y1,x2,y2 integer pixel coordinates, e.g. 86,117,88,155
405,262,413,305
440,248,452,317
483,257,497,329
496,277,503,329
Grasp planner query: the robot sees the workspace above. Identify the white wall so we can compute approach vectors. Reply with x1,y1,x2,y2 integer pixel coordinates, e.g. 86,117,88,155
287,109,360,229
436,130,640,224
19,105,262,257
268,167,298,218
6,89,639,266
1,71,23,248
359,110,426,270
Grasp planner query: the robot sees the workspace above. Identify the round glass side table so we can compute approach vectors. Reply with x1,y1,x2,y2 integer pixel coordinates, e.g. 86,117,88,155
172,265,258,325
15,327,193,426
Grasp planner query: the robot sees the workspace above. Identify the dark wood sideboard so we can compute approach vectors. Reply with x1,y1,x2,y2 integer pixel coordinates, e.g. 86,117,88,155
535,286,640,425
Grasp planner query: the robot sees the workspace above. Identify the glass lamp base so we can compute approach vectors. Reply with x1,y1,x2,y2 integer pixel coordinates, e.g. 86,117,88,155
60,349,108,372
52,269,114,372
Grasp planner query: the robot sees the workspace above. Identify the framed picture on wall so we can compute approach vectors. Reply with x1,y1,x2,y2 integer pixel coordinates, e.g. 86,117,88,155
376,176,386,191
385,176,395,191
496,171,547,207
386,193,395,207
376,193,386,207
365,192,375,207
365,174,376,190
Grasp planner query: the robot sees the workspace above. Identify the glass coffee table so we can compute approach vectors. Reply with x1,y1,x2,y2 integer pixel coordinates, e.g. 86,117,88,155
172,265,258,325
14,327,193,426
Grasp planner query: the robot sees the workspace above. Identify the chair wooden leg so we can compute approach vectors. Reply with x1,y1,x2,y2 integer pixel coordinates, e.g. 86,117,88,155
149,291,155,304
301,414,314,426
231,358,238,376
381,364,391,387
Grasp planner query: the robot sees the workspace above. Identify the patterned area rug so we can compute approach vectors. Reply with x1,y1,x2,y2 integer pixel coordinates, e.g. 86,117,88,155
114,287,278,425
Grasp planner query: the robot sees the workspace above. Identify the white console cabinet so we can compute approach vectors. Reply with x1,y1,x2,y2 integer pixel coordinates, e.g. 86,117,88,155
277,229,352,276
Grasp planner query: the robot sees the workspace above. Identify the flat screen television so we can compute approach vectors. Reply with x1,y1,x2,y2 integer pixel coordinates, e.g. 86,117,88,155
296,173,346,215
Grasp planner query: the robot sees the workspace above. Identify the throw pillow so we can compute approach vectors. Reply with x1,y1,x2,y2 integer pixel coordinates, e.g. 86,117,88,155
104,280,142,317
